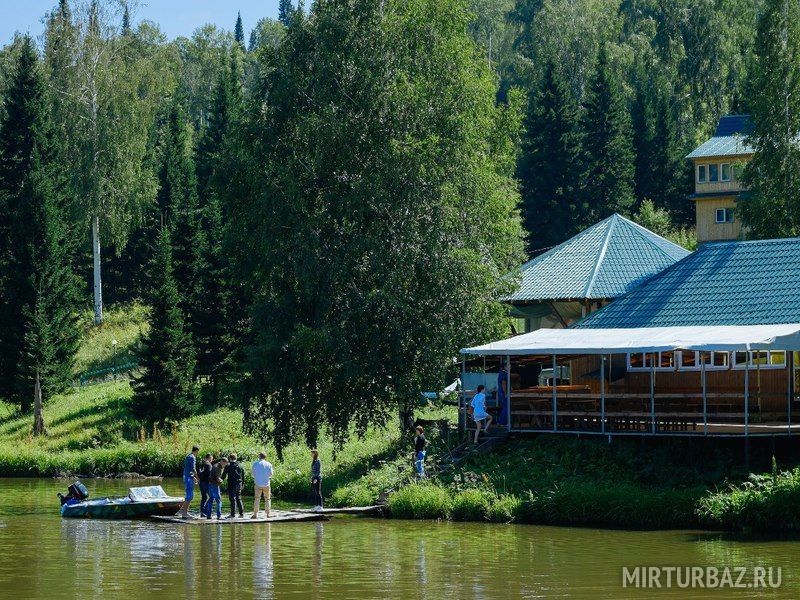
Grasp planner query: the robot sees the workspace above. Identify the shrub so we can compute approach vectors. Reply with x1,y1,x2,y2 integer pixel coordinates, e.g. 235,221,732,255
388,483,452,520
451,488,491,521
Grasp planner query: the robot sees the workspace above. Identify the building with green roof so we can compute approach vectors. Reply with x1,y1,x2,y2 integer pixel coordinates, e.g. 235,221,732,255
506,213,689,332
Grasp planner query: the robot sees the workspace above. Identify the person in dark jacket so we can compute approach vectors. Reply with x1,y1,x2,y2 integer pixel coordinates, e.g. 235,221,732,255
224,453,245,518
197,453,213,518
310,449,323,512
207,457,228,519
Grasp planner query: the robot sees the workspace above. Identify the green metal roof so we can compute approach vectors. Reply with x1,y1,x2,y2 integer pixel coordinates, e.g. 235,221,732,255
686,115,754,159
575,238,800,328
505,214,690,303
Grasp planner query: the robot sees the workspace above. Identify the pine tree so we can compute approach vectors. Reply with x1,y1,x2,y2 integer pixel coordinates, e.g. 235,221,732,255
582,44,635,222
157,99,200,303
189,195,232,400
278,0,294,26
740,0,800,238
196,46,242,202
518,60,585,249
131,227,198,422
0,38,80,411
122,3,131,35
234,12,245,48
630,63,656,209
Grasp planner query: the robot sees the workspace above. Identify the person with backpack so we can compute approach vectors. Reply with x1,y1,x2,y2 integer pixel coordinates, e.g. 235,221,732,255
207,456,228,520
224,453,245,518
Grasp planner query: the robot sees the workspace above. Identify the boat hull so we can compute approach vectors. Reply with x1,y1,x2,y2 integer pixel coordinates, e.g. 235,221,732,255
61,497,184,519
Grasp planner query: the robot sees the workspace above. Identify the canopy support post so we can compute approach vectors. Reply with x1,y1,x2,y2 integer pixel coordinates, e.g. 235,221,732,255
790,350,794,435
744,359,750,437
702,352,708,436
650,359,656,434
552,354,558,432
506,355,512,432
600,355,606,434
460,354,466,436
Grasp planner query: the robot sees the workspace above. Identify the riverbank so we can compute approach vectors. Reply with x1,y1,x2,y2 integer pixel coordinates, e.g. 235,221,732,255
3,381,800,532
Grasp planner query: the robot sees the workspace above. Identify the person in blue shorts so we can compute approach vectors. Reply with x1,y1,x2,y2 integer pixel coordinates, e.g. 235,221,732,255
180,445,200,518
470,385,492,444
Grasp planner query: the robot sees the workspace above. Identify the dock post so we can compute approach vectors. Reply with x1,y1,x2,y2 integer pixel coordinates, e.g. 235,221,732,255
600,354,606,434
552,354,558,432
506,355,512,433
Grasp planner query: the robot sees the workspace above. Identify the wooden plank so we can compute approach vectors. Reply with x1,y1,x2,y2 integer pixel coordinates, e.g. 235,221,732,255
293,506,384,515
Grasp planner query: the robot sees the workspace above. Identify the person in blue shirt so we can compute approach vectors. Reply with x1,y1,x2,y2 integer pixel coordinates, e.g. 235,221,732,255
179,445,200,518
497,360,509,427
470,385,492,444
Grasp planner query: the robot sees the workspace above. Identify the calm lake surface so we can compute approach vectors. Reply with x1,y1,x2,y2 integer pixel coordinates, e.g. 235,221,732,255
0,478,797,599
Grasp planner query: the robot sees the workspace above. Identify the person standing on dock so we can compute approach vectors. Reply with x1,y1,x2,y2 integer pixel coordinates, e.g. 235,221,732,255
310,449,323,512
207,456,228,520
225,453,245,518
179,445,200,518
198,453,213,518
414,426,427,479
251,452,274,519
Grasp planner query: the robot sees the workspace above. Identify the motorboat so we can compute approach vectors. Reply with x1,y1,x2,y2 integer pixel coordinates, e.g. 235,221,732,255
59,481,184,519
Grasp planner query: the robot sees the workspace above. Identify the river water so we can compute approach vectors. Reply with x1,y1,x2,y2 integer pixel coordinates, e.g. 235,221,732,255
0,478,797,599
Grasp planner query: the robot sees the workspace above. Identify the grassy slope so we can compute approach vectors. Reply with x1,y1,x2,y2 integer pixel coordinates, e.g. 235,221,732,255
73,303,150,375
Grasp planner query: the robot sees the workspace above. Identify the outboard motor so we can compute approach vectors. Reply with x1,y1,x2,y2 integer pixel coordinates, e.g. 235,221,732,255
58,481,89,506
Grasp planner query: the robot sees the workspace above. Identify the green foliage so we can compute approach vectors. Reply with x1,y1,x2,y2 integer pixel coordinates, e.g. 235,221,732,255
633,199,696,250
278,0,295,26
698,468,800,532
388,483,454,520
582,44,635,222
234,12,245,47
518,60,585,250
73,302,149,375
740,0,800,238
233,0,525,454
130,228,198,422
0,37,80,410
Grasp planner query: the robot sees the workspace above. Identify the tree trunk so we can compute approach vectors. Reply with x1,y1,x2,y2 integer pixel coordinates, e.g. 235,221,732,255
33,370,47,436
92,214,103,324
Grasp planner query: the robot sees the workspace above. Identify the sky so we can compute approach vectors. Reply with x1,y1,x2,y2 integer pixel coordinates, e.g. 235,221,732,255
1,0,282,45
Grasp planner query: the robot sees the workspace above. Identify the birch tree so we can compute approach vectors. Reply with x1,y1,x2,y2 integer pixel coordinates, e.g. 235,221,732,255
44,0,172,324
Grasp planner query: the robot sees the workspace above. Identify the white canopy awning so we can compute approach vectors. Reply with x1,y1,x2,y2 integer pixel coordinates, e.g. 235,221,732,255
461,324,800,356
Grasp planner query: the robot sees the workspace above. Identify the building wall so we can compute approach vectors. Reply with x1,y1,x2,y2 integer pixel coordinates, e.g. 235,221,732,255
695,195,742,243
569,354,791,413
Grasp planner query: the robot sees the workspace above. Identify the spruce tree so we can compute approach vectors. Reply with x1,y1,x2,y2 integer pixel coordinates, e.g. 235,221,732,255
122,4,131,35
518,60,585,249
189,196,232,400
0,38,80,410
278,0,294,26
741,0,800,238
131,227,198,422
582,44,635,222
157,99,200,303
234,12,245,48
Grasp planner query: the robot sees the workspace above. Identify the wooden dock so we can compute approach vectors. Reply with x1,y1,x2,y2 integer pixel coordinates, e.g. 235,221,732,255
293,505,384,515
151,510,327,525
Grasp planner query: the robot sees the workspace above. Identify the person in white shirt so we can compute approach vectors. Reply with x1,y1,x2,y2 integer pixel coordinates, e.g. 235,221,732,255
251,452,274,518
470,385,493,444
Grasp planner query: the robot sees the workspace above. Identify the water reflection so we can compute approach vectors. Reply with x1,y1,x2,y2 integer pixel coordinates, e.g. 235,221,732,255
2,479,799,599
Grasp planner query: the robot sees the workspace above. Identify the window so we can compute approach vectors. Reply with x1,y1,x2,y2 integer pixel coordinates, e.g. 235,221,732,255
721,163,731,181
627,352,676,372
715,208,734,224
697,164,707,183
732,351,786,370
678,351,730,371
709,164,719,182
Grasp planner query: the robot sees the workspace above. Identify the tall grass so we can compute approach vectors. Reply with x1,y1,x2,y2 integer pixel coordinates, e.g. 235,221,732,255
697,468,800,532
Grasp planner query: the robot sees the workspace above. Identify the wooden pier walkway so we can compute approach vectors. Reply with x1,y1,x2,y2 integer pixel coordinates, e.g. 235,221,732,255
151,505,384,524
